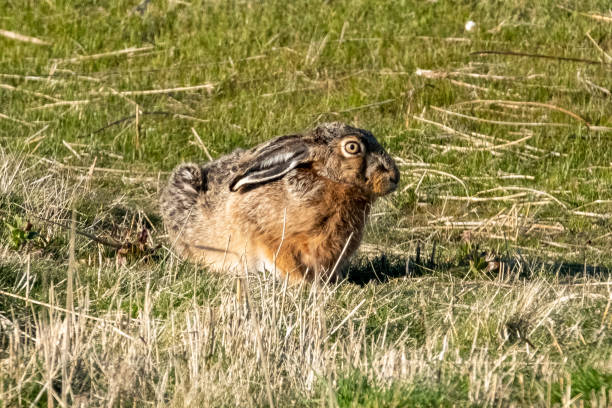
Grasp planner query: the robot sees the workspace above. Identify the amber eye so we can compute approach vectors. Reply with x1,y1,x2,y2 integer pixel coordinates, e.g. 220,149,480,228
344,141,361,155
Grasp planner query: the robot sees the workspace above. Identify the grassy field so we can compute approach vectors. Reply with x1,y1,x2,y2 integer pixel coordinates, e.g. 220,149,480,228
1,0,612,406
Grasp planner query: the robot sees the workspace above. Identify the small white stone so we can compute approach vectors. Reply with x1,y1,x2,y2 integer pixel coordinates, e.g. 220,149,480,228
465,20,476,31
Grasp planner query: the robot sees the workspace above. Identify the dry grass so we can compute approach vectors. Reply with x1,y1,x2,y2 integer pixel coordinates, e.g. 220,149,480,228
0,154,611,407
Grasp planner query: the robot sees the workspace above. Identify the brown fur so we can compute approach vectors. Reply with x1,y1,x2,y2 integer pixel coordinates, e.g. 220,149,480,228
160,122,399,283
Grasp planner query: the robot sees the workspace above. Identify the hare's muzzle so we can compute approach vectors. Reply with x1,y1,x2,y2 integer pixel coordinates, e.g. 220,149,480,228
387,166,400,192
383,164,400,194
366,153,400,196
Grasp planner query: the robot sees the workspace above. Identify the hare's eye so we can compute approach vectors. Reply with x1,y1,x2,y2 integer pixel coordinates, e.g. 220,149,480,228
344,141,361,155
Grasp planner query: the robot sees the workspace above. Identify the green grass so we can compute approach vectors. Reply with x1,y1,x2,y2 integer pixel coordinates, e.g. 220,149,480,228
1,0,612,406
333,372,471,407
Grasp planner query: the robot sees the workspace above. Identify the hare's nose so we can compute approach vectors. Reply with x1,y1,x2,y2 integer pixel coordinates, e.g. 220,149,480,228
389,170,399,185
379,161,400,184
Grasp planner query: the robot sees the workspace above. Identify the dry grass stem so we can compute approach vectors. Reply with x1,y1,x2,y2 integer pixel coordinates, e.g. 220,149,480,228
452,99,590,126
57,45,154,64
570,210,611,219
440,192,530,202
430,105,573,128
409,168,470,197
38,157,168,175
172,113,210,123
191,127,214,161
0,290,135,340
416,68,543,81
0,28,50,45
558,5,612,23
412,115,492,148
94,83,215,96
0,73,63,84
578,71,612,97
61,141,82,160
475,186,567,209
471,50,609,66
0,83,61,102
28,100,90,110
24,125,50,146
0,112,34,128
585,32,612,62
448,79,490,92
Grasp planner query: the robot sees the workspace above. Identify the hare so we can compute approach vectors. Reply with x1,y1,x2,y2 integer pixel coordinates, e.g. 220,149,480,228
160,122,399,282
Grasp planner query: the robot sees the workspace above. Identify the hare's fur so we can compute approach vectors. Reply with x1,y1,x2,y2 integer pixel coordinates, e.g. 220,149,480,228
160,122,399,282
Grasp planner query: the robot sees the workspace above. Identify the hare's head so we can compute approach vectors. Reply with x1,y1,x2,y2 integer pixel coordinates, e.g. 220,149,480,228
230,122,399,197
309,122,400,197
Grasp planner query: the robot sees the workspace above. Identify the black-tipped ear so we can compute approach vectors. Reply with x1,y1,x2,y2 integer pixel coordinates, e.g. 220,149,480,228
230,145,309,191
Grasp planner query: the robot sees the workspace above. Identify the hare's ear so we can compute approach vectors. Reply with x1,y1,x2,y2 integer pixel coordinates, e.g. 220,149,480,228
230,145,309,191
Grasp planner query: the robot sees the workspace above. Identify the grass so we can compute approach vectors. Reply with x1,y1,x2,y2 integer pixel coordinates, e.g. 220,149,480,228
1,0,612,406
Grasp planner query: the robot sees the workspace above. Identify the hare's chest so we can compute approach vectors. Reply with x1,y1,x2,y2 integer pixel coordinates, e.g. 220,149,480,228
309,184,371,231
281,171,371,238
